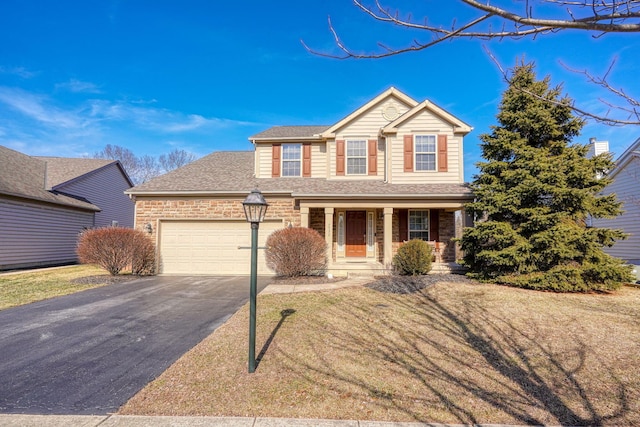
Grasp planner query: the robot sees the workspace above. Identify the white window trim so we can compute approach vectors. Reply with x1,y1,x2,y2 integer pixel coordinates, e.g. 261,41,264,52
281,143,302,177
414,135,437,172
408,209,430,241
346,139,367,175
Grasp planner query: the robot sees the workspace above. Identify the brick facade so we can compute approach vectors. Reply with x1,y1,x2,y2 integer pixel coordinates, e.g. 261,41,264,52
135,196,457,266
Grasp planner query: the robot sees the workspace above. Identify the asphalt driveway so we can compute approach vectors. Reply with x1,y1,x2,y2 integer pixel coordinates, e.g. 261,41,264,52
0,275,270,415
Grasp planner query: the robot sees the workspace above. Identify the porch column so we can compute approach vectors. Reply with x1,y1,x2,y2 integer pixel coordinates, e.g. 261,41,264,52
325,208,334,268
300,206,310,228
383,207,393,269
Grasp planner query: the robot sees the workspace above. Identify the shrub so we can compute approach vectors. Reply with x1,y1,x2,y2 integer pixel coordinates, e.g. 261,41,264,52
265,227,327,277
393,239,433,276
77,227,156,276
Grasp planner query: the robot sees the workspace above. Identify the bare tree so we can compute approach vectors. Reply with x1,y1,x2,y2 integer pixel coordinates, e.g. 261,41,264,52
92,145,197,184
159,149,197,173
304,0,640,125
93,144,141,182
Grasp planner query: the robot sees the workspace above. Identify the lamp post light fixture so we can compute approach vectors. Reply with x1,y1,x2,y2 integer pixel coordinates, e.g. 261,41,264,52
242,189,269,373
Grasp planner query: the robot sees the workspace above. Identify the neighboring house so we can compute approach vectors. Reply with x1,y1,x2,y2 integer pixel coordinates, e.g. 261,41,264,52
0,146,134,270
126,87,473,276
591,137,640,267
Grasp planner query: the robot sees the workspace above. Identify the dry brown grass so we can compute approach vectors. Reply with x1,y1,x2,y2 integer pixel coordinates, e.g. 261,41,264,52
120,280,640,426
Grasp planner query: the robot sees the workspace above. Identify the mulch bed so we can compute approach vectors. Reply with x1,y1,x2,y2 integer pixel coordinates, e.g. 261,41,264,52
268,275,347,286
365,273,473,294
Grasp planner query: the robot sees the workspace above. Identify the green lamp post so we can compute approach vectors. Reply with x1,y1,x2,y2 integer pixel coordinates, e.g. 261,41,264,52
242,189,269,373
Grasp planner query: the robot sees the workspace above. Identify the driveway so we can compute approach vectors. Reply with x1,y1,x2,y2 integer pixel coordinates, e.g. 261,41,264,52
0,275,270,415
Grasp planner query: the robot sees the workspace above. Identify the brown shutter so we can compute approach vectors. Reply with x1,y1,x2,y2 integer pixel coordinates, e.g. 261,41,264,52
430,209,440,241
398,209,408,242
302,143,311,177
403,135,413,172
368,139,377,176
336,140,345,176
272,144,281,177
437,134,448,172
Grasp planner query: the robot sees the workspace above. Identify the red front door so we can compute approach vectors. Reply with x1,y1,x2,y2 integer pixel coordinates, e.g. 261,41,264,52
346,211,367,257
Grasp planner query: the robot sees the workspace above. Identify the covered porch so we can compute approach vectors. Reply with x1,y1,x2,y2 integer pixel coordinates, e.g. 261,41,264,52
298,199,471,276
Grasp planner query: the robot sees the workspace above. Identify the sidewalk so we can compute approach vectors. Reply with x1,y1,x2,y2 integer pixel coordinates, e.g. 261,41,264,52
0,414,518,426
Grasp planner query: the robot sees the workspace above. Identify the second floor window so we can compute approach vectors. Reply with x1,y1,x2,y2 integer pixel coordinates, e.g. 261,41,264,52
415,135,436,171
347,140,366,175
282,144,301,177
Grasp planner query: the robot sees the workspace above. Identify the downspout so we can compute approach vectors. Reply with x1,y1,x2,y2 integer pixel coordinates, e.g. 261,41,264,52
381,128,389,183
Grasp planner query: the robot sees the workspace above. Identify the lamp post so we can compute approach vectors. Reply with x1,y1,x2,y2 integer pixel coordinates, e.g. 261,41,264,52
242,189,269,373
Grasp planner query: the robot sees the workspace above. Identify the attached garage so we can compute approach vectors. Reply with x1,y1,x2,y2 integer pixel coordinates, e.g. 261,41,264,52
158,219,284,275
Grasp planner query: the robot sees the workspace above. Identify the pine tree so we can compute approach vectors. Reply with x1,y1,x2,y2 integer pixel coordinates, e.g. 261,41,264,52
460,62,633,292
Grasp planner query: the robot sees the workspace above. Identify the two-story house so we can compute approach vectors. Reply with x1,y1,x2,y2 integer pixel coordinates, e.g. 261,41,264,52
126,87,473,276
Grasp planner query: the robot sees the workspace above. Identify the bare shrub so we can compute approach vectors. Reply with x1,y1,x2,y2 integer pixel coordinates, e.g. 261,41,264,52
265,227,327,277
77,227,156,276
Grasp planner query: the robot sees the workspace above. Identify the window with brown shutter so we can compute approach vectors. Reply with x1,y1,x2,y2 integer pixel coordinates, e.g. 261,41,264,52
437,135,448,172
302,143,311,177
403,135,413,172
336,140,345,176
272,144,281,177
368,139,377,175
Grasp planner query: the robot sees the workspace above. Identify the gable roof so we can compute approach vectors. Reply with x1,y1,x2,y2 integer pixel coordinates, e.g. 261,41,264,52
321,87,419,138
608,136,640,179
383,100,473,135
36,156,134,189
0,146,100,211
126,151,472,199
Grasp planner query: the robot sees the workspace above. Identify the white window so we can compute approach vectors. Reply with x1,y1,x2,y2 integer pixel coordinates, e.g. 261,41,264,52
282,144,301,177
346,140,366,175
409,210,429,241
415,135,436,171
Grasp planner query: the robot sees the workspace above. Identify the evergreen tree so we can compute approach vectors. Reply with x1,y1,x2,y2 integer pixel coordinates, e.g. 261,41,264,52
460,62,633,292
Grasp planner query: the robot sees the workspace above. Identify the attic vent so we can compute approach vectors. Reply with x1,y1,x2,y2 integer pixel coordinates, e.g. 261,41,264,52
382,104,400,121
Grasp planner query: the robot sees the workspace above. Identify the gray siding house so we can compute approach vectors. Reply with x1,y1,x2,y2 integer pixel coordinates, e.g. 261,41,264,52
592,137,640,268
0,145,134,270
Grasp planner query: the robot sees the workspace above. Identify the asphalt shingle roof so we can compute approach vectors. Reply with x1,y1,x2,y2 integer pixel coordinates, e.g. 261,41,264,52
127,151,472,198
36,157,118,188
249,126,330,140
0,146,101,211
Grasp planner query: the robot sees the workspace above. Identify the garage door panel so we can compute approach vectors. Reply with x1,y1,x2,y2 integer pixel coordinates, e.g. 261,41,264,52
159,220,282,275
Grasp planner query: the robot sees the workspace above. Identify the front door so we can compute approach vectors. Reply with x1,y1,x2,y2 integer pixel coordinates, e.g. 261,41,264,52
346,211,367,257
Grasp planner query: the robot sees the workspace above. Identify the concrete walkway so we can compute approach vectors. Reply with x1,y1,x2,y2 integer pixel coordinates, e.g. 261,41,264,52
0,414,521,426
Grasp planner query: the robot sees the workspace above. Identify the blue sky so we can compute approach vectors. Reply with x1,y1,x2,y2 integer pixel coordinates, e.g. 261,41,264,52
1,0,638,182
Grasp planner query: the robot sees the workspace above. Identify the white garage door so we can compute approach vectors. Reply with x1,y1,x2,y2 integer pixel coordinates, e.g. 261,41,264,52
158,220,283,275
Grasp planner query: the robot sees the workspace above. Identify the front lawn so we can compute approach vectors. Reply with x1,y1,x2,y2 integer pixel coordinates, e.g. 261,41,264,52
120,278,640,426
0,265,111,310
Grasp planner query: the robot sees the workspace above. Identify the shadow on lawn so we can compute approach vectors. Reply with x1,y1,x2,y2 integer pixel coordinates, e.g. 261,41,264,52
276,287,631,426
256,308,296,367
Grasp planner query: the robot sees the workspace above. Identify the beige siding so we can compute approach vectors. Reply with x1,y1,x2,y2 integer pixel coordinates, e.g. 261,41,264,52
0,198,94,270
256,142,328,178
327,98,411,181
57,163,134,228
256,144,272,178
593,156,640,263
389,112,463,184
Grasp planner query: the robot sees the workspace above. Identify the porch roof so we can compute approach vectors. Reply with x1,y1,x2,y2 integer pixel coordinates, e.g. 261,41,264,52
127,151,473,200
